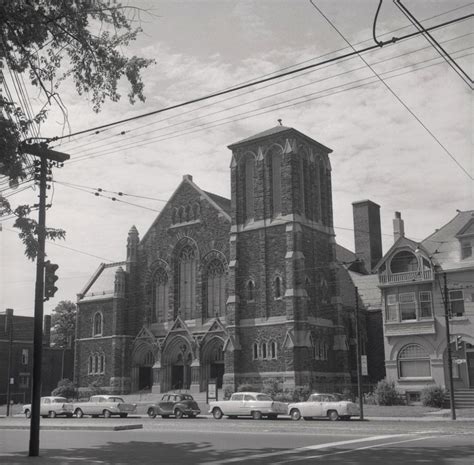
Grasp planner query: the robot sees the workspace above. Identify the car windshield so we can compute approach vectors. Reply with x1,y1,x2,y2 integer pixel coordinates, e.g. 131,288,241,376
52,398,67,403
256,394,272,401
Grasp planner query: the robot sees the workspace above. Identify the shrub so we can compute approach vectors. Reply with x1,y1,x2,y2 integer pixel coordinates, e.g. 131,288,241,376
292,386,311,402
237,383,259,392
262,378,283,398
421,386,446,408
88,380,105,396
51,378,77,399
223,385,234,400
374,379,402,406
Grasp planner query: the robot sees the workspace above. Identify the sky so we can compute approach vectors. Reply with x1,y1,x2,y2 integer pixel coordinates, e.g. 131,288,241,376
1,0,472,317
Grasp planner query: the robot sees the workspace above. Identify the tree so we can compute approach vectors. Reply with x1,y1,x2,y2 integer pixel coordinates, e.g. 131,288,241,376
50,300,77,348
0,1,154,258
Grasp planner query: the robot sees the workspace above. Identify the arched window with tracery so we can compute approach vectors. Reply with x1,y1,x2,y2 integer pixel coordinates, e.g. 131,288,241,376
93,312,102,336
271,149,282,216
179,245,197,320
206,259,226,318
152,268,168,323
244,156,255,221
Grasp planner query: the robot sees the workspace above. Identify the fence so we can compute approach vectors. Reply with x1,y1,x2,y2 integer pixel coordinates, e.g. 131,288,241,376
0,392,26,406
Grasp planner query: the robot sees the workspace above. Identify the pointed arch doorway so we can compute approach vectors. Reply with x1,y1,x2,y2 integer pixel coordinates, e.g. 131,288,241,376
132,346,155,391
162,337,193,391
201,337,225,390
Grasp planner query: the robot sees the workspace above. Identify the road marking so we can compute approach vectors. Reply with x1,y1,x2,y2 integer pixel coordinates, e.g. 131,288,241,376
279,436,435,463
201,434,408,464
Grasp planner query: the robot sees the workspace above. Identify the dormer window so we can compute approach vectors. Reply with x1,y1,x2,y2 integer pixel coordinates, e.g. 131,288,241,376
390,251,418,273
461,239,472,259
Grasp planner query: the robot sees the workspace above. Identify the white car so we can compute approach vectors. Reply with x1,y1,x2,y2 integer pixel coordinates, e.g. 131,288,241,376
288,393,360,421
209,392,288,420
23,396,74,418
73,395,136,418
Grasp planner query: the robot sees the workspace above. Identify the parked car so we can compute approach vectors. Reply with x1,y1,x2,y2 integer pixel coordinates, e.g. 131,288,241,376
147,393,200,419
73,395,136,418
209,392,287,420
23,396,74,419
288,393,360,421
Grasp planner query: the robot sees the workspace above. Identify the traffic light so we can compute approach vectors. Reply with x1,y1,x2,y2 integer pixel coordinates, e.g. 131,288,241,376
455,335,463,351
44,261,59,300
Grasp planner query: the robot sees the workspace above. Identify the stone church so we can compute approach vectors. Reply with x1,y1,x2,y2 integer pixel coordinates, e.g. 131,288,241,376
74,126,360,395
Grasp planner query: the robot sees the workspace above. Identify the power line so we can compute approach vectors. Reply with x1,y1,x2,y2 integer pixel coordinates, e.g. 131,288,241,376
46,13,473,144
66,48,474,165
309,0,473,180
394,0,473,88
65,34,472,160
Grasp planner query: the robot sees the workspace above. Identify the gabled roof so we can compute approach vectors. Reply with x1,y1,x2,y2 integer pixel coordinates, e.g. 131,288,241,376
373,236,420,271
141,175,231,243
228,125,333,153
78,261,126,302
421,210,474,270
203,190,231,215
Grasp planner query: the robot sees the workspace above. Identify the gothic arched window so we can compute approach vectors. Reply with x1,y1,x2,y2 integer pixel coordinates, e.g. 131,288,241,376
179,245,197,320
100,355,105,373
206,259,226,318
247,280,255,302
271,150,282,216
270,341,277,359
274,276,283,299
253,343,259,360
152,268,168,323
93,312,102,336
244,156,255,221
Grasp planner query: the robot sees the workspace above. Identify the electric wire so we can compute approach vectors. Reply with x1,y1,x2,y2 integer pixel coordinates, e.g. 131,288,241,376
66,47,474,165
309,0,473,180
46,13,473,144
65,33,472,159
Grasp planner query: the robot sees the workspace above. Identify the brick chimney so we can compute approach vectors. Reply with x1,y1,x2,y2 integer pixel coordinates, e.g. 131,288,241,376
352,200,383,272
43,314,51,346
393,211,405,242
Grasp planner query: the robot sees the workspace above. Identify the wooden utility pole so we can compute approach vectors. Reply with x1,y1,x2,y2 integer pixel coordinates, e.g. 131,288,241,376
443,272,456,420
354,286,364,421
20,143,69,457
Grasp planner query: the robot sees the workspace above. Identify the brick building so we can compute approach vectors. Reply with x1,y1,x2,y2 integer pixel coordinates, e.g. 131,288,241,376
0,310,74,404
75,126,382,395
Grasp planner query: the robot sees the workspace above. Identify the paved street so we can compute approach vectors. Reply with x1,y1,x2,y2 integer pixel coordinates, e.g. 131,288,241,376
1,417,473,464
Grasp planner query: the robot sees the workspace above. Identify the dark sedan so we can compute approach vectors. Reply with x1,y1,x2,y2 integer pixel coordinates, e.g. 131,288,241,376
147,393,201,419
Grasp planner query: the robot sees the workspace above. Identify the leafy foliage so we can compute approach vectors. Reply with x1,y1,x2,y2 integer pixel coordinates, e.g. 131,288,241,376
50,300,77,348
51,378,77,399
0,1,154,258
421,386,446,408
374,379,404,406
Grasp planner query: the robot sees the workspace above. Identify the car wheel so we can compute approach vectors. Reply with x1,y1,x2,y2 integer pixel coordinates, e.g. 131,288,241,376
147,408,157,419
174,409,184,419
328,410,339,421
103,410,112,418
290,409,301,421
120,413,128,418
75,409,84,418
252,411,262,420
212,408,223,420
48,411,57,418
24,410,31,419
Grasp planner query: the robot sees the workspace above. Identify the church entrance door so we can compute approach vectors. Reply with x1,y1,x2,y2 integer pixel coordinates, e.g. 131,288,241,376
172,365,184,389
210,362,224,388
138,367,153,390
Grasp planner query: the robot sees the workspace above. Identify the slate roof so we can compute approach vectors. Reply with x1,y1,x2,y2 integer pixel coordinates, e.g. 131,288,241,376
348,271,383,310
228,125,332,152
203,190,231,215
421,210,474,271
79,261,127,302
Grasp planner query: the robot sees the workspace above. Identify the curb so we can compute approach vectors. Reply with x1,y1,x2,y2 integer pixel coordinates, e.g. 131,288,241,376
0,423,143,431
